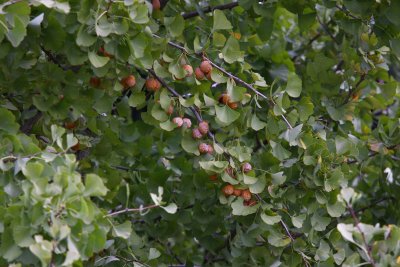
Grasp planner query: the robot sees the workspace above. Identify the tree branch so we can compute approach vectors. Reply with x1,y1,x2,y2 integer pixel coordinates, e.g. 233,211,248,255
148,69,216,141
347,204,377,267
152,34,294,129
182,2,239,20
105,204,159,217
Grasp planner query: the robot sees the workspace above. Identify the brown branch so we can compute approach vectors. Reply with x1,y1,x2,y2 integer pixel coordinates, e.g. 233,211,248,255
340,73,366,106
347,204,377,267
20,111,42,134
280,220,295,242
148,69,216,141
182,2,239,20
335,4,363,21
40,46,81,72
105,204,159,217
152,34,294,129
316,16,339,44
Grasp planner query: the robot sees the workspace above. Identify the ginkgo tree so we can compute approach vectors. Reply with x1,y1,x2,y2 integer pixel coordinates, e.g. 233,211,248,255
0,0,399,266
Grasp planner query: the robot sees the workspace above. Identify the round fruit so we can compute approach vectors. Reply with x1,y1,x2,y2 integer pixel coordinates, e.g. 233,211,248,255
206,72,212,80
89,77,101,88
241,189,252,201
198,121,209,135
228,102,238,109
219,93,231,105
192,128,203,139
166,105,174,115
145,77,161,92
183,64,193,77
200,60,212,74
209,174,218,181
121,75,136,89
195,67,205,80
222,184,234,196
199,143,209,154
242,162,252,173
58,94,64,100
152,0,161,10
172,117,183,127
65,121,77,130
71,142,80,151
233,189,242,197
182,118,192,128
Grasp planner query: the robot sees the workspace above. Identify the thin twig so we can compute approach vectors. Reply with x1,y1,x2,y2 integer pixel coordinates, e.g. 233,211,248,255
280,220,295,242
347,204,377,267
106,204,159,217
339,73,366,107
316,16,339,44
147,69,216,141
152,34,294,129
182,2,239,20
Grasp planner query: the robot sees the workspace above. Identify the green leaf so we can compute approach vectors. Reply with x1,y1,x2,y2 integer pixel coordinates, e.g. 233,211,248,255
286,72,302,97
0,108,19,134
324,168,344,192
327,200,346,217
271,172,286,185
22,162,44,179
297,97,314,122
199,161,228,173
149,248,161,260
88,51,110,68
6,15,27,47
84,174,108,197
270,141,291,161
261,212,281,225
165,15,184,37
128,91,146,107
129,4,149,24
311,212,330,231
221,36,244,63
268,230,291,247
315,240,330,261
181,133,200,156
249,175,266,193
251,114,267,131
76,25,96,47
160,203,177,214
29,236,52,266
213,10,232,31
112,221,132,239
291,214,306,228
257,17,273,41
231,198,260,216
0,230,21,261
159,120,176,131
215,104,240,125
242,173,257,185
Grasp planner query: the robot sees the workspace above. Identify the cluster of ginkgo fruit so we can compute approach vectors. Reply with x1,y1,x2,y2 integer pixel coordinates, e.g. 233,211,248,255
86,46,257,207
218,163,257,206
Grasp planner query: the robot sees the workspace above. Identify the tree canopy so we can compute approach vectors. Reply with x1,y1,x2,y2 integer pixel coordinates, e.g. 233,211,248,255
0,0,400,266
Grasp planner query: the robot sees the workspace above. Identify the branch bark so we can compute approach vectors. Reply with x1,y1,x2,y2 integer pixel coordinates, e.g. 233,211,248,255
106,204,159,217
148,69,216,141
152,34,294,129
347,204,377,267
182,2,239,20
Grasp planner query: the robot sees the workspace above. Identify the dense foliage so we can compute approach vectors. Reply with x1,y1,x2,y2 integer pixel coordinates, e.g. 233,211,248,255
0,0,399,266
